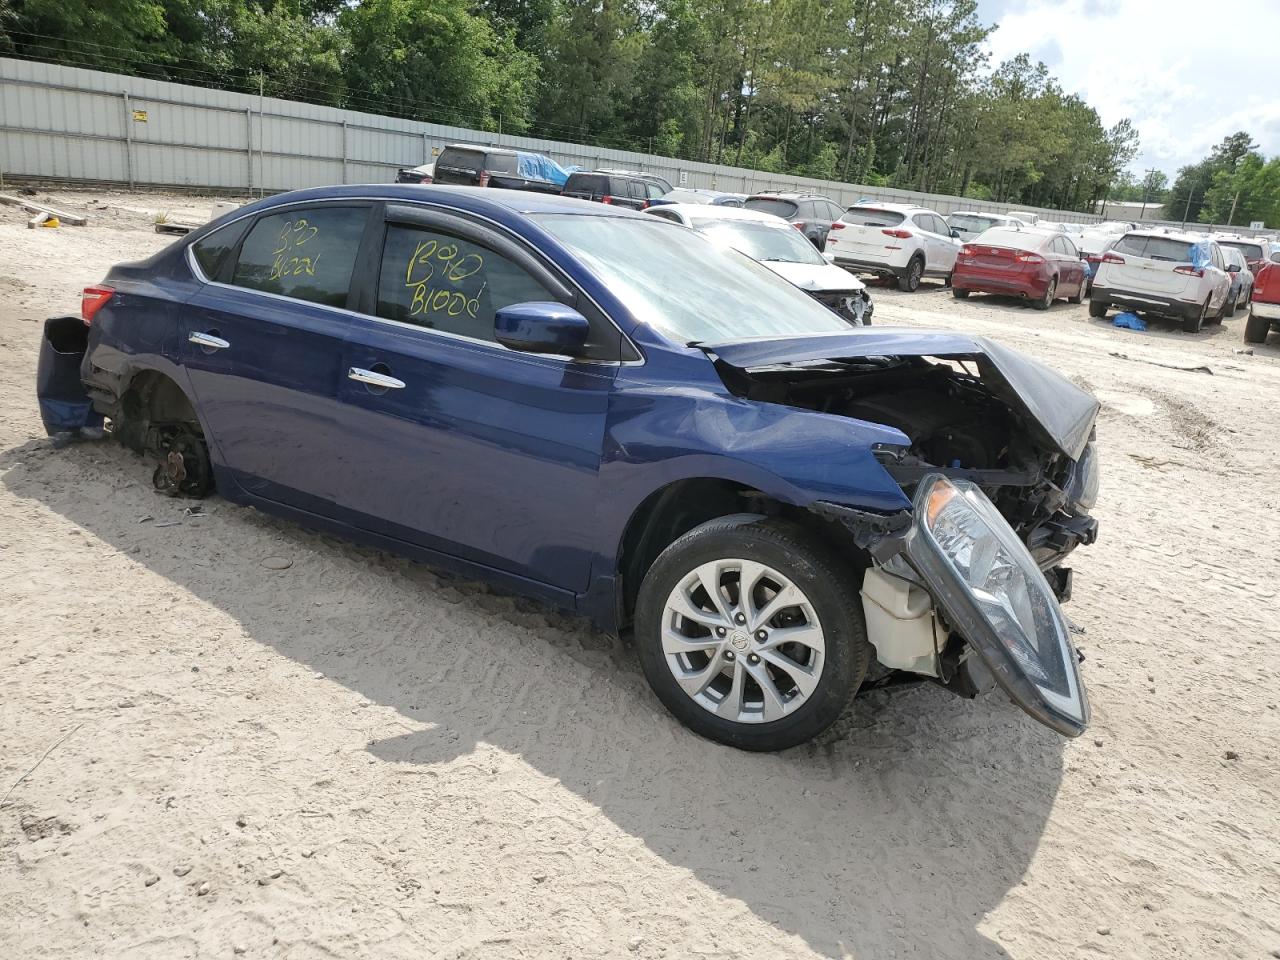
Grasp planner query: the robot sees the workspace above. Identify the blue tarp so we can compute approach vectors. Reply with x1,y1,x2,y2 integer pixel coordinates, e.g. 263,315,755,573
516,152,576,186
1190,241,1212,272
1112,311,1146,331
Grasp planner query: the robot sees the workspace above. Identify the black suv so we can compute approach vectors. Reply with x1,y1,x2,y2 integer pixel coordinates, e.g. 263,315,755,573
431,143,561,194
562,170,669,210
743,193,845,249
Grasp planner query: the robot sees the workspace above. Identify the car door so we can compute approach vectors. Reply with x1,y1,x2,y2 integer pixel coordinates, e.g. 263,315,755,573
624,178,649,210
912,213,949,274
181,202,375,507
1207,243,1231,309
330,203,622,594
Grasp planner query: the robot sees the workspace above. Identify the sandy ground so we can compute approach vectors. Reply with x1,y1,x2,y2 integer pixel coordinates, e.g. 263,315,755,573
1,190,1278,960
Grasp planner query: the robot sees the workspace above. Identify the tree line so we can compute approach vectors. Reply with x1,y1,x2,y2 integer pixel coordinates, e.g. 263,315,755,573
1,0,1139,212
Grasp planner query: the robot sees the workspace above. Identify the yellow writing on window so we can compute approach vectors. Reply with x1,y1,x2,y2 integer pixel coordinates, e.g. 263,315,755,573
404,239,485,318
270,218,322,281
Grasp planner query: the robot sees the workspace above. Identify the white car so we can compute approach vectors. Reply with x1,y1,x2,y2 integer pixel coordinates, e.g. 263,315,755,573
1214,234,1280,272
646,203,873,323
827,202,962,291
1089,229,1232,332
1220,245,1255,311
947,210,1033,242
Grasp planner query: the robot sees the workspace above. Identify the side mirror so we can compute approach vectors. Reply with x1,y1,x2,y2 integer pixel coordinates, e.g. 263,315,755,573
950,228,961,239
495,301,590,356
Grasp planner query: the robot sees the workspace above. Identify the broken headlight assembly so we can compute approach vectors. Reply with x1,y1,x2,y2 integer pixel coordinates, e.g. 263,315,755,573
903,474,1089,737
1063,439,1100,511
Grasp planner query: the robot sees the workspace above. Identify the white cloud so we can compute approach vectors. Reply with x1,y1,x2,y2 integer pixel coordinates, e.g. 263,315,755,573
981,0,1280,175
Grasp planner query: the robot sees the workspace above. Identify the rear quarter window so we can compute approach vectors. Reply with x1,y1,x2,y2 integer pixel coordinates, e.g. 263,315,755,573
841,207,906,227
191,218,251,280
1221,241,1264,261
744,198,799,219
230,206,369,308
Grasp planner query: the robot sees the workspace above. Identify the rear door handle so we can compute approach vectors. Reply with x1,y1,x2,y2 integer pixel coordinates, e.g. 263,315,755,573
189,331,230,350
348,367,406,390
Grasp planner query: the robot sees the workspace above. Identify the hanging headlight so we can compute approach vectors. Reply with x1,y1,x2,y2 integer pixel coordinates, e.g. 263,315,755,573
1064,440,1100,511
906,474,1089,736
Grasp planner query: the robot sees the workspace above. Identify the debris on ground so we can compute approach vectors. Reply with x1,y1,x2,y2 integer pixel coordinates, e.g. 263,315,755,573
1108,351,1213,375
0,193,87,226
1112,311,1146,331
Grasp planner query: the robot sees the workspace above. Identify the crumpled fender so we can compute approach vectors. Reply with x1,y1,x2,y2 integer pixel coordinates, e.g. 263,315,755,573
596,381,913,550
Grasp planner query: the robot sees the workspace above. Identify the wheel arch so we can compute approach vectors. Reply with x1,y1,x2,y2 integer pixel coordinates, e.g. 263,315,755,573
612,474,863,632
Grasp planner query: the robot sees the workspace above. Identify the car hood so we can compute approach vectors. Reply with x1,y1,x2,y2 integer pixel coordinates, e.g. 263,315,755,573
702,328,1099,460
763,260,866,292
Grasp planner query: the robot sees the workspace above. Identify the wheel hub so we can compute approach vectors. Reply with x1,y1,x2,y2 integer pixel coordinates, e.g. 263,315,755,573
661,558,826,724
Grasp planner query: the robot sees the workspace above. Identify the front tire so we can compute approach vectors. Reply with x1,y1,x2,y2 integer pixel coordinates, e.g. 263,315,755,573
898,256,924,292
634,515,871,752
1223,289,1237,319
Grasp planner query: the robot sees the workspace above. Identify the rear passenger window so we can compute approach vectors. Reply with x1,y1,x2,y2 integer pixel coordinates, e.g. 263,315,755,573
628,180,647,200
376,224,552,341
231,207,368,308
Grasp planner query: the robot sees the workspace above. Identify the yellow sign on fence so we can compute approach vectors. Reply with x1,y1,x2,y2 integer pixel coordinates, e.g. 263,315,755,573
132,110,148,123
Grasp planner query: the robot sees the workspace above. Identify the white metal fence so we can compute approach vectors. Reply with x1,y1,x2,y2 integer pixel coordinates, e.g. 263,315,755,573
0,57,1269,237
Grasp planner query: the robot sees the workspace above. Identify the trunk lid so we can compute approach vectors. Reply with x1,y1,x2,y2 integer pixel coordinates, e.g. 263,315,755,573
835,208,911,258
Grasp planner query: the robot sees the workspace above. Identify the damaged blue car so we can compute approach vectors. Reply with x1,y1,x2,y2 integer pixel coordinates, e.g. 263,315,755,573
41,185,1100,751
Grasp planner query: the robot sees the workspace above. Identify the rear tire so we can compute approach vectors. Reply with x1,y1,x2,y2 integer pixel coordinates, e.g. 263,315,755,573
952,288,970,299
634,515,870,752
1244,309,1271,344
898,256,924,293
1068,276,1085,304
1089,298,1108,319
1034,277,1057,311
1183,296,1209,333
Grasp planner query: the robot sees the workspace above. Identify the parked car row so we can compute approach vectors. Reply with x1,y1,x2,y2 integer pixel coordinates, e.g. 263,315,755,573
43,183,1101,752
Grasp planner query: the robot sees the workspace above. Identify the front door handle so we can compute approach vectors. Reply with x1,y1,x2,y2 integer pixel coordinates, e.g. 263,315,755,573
348,367,406,390
189,331,230,350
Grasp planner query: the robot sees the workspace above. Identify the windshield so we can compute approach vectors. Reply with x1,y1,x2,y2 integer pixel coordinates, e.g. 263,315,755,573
692,218,826,265
1219,240,1264,261
744,198,798,218
534,215,851,342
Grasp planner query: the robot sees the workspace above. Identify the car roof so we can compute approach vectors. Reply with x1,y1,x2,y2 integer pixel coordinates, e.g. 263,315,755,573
1121,228,1211,243
848,201,938,214
653,203,787,224
746,192,831,201
243,184,650,220
441,142,524,156
951,210,1018,218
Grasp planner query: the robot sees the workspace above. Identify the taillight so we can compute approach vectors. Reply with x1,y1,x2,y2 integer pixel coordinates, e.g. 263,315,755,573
959,244,977,257
793,222,806,231
601,195,614,205
1101,252,1125,265
478,170,490,187
1015,252,1045,264
641,200,650,210
1173,265,1204,277
81,285,114,325
829,222,845,230
881,228,912,239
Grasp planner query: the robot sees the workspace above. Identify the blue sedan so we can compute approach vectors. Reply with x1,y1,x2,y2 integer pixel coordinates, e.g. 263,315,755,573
42,185,1099,750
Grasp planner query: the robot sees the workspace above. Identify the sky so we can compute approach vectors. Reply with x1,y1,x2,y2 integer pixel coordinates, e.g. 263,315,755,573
976,0,1280,177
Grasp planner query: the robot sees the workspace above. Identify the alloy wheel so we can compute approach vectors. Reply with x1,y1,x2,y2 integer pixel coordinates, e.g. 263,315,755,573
660,559,826,723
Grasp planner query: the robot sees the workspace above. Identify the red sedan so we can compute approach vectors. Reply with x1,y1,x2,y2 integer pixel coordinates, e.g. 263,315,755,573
952,227,1089,310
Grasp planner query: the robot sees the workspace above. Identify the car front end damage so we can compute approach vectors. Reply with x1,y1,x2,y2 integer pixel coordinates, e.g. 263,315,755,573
705,329,1099,736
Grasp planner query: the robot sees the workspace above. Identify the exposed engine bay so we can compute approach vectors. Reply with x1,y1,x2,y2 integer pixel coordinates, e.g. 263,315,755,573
714,353,1099,581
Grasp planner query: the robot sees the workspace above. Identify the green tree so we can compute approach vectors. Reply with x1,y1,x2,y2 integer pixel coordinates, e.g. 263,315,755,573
340,0,538,130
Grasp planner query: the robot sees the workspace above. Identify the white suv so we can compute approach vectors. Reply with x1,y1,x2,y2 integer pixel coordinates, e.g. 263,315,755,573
1089,230,1232,332
826,202,962,291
